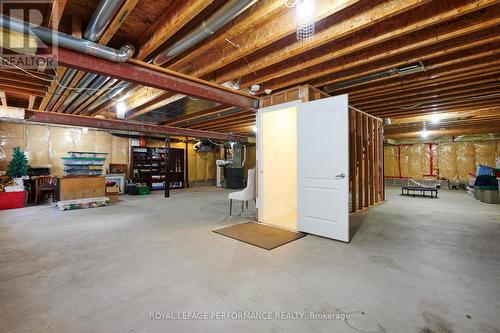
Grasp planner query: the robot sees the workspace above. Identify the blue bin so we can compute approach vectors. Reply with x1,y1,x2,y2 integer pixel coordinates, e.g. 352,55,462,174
476,165,495,177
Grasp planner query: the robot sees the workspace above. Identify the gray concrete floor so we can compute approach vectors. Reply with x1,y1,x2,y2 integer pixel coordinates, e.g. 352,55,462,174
0,186,499,333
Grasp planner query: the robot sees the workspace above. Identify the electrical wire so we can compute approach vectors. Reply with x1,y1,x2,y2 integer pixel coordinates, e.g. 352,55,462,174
0,55,130,95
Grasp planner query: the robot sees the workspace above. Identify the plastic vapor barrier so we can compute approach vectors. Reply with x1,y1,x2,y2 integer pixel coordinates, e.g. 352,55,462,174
0,122,129,176
456,142,476,182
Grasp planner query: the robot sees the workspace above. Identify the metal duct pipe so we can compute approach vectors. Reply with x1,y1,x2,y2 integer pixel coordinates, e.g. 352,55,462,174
57,73,98,112
0,15,135,62
153,0,257,65
85,82,133,113
60,0,124,112
5,0,129,112
46,68,77,111
64,75,111,114
89,1,257,115
84,0,124,41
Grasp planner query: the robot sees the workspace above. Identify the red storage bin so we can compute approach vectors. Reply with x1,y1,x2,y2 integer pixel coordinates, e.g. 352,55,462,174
0,191,26,210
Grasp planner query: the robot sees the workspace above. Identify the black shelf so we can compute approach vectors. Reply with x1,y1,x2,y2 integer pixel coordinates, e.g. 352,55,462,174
131,146,185,190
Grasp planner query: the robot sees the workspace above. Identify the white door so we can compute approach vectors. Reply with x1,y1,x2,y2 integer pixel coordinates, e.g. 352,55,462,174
297,94,349,242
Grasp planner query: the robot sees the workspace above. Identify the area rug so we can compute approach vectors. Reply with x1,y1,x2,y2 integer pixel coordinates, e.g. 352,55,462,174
213,222,306,250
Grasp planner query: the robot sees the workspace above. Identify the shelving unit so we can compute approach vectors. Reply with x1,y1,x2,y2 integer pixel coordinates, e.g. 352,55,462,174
131,146,185,190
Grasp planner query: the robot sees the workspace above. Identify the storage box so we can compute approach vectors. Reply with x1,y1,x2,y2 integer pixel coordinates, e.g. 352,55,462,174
480,190,500,204
106,193,119,204
106,185,120,194
106,185,120,204
136,185,150,195
0,191,26,210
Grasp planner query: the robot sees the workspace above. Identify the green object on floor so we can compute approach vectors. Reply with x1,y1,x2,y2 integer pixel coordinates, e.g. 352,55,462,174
136,185,150,195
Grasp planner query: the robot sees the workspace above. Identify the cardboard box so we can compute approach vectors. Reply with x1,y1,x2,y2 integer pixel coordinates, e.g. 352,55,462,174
107,193,119,204
106,185,120,194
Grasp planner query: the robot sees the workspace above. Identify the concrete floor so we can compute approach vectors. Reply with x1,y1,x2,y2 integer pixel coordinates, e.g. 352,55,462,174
0,187,499,333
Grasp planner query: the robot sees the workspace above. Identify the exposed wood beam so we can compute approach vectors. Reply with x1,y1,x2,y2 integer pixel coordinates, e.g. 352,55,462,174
371,96,500,116
388,119,500,133
385,122,500,139
98,0,140,45
51,71,86,112
36,47,259,109
361,87,500,113
0,91,7,106
320,43,500,95
389,108,500,125
73,79,119,115
0,85,46,97
374,99,500,118
188,112,256,129
337,62,500,99
216,0,438,85
0,72,49,86
236,0,500,89
125,92,179,120
87,83,138,116
39,66,66,111
28,96,36,110
23,110,248,142
218,126,255,134
377,105,500,119
263,8,500,91
0,68,52,80
56,4,138,115
171,0,367,78
169,0,286,71
163,105,234,126
353,80,500,107
44,16,82,112
204,119,257,131
48,0,68,30
135,0,214,61
107,1,216,120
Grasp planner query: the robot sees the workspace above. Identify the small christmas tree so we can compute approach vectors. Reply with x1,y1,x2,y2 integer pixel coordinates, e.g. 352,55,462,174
7,147,29,179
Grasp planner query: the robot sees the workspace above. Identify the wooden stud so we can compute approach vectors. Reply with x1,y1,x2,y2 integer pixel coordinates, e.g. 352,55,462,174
357,112,363,210
0,91,7,106
363,115,369,208
350,108,356,213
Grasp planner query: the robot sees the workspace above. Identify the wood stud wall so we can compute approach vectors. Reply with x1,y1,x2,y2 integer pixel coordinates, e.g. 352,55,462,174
260,85,385,215
349,108,385,214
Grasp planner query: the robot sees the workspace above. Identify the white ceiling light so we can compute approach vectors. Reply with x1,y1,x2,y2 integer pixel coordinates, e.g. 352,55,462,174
430,113,440,124
252,125,257,133
421,122,428,138
116,101,127,119
296,0,316,42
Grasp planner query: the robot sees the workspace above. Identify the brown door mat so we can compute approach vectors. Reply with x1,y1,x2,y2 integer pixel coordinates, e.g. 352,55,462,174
213,222,306,250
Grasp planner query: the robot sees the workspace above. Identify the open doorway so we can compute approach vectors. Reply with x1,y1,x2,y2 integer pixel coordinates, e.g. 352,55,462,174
259,104,298,230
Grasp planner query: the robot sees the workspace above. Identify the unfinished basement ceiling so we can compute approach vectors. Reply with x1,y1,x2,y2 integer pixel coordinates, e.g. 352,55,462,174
0,0,498,138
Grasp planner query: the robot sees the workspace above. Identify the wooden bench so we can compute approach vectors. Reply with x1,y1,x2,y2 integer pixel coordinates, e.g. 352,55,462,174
401,186,438,198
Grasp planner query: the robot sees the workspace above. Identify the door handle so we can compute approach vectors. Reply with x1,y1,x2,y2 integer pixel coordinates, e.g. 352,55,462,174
335,173,345,179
